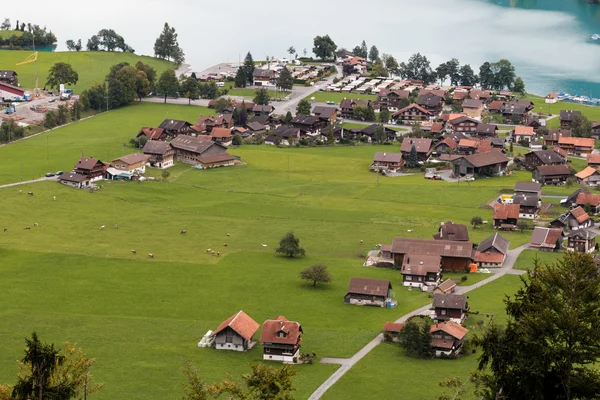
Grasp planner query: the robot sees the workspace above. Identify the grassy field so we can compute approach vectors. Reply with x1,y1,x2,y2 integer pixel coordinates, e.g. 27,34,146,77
514,249,563,271
0,30,22,40
322,275,523,399
224,82,289,99
524,94,600,128
0,50,174,93
305,91,378,104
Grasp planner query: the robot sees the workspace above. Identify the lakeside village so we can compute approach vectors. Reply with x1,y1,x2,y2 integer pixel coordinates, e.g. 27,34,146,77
4,49,600,362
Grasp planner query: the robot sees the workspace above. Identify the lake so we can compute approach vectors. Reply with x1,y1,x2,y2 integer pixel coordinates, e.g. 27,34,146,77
7,0,600,96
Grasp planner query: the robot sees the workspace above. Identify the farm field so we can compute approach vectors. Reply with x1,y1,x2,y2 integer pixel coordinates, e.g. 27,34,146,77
224,82,289,99
514,249,563,271
321,275,523,400
0,50,174,92
305,91,378,104
523,94,600,128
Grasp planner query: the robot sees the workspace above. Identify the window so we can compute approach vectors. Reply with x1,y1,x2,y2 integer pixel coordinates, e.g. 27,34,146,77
441,310,446,315
406,276,412,281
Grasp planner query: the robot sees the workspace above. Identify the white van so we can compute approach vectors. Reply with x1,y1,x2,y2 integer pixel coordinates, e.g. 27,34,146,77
216,82,225,87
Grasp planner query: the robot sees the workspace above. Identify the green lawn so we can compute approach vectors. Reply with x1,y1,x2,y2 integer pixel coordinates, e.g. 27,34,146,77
305,91,378,104
0,50,174,93
322,275,523,399
524,94,600,128
514,249,563,271
444,272,493,286
224,82,288,99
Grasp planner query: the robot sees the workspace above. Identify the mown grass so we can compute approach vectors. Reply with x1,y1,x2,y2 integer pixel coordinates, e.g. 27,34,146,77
224,82,288,99
523,94,600,128
514,249,563,271
0,50,174,92
305,91,378,104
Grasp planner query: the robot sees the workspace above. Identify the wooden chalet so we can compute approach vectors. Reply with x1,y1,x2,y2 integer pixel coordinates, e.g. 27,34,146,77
513,192,541,219
430,321,469,357
137,127,166,141
400,254,442,289
378,89,410,111
312,106,338,124
488,100,505,113
416,93,443,114
209,127,233,144
371,152,403,172
533,165,571,185
515,182,542,197
558,137,595,155
59,172,91,189
447,116,479,134
142,141,175,169
260,316,303,362
473,233,509,267
461,99,484,119
564,188,590,208
170,136,234,168
400,138,432,162
451,151,509,177
252,104,274,116
476,124,498,138
433,137,457,155
390,238,474,272
158,119,194,137
392,104,432,124
588,154,600,168
560,110,582,128
383,322,404,342
576,192,600,214
493,203,520,229
344,277,396,308
567,230,597,254
252,69,276,85
530,227,563,252
575,167,600,186
212,310,260,351
543,129,571,146
340,98,371,119
0,70,18,85
110,153,150,174
524,150,565,169
550,206,594,232
359,124,397,142
433,222,469,242
432,293,468,323
73,157,106,181
291,114,326,135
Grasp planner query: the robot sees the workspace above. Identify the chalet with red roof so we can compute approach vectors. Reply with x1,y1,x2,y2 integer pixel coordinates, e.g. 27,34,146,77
0,81,25,99
73,157,107,182
550,206,593,232
401,138,432,162
260,316,303,362
383,322,404,342
576,192,600,214
474,233,509,267
493,203,520,229
136,127,166,141
430,321,469,357
530,227,563,252
212,310,260,351
392,104,432,124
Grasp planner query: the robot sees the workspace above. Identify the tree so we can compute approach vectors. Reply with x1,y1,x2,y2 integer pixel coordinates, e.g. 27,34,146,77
134,69,151,101
214,98,231,113
513,76,526,93
70,100,81,121
181,361,214,400
275,232,306,258
296,99,311,115
312,35,337,60
135,61,157,91
95,29,131,52
407,144,419,168
65,39,75,51
571,114,593,138
398,319,433,359
232,107,240,125
435,63,450,85
379,108,391,124
232,134,242,146
157,69,179,103
458,64,478,86
352,45,363,58
46,62,79,90
243,52,255,85
517,220,528,232
240,102,248,126
86,35,100,51
300,264,332,286
180,76,199,105
153,23,185,65
364,103,376,121
359,40,368,58
1,19,10,31
287,46,296,58
478,62,494,90
284,111,293,124
490,59,516,90
253,88,270,105
471,216,483,229
161,170,171,180
446,58,461,86
327,124,335,145
509,141,514,154
106,63,138,108
44,110,58,129
399,53,435,84
276,66,293,91
234,67,247,88
374,125,387,143
384,55,399,76
56,104,69,125
368,45,379,63
353,105,367,121
473,253,600,400
75,39,82,51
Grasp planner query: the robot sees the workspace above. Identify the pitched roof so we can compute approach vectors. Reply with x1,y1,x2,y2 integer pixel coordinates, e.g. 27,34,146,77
431,121,444,134
435,279,457,293
560,110,582,122
436,137,457,149
246,121,266,131
292,114,320,126
571,206,591,224
536,165,571,176
568,229,597,239
260,316,302,345
394,103,432,116
417,93,443,107
459,139,478,148
453,91,469,100
434,222,469,241
439,113,466,122
401,138,432,153
212,310,260,340
493,203,520,220
459,151,509,168
559,137,595,148
211,127,233,138
253,104,274,113
478,233,510,255
488,100,505,111
513,193,540,207
462,99,484,109
373,152,402,163
312,106,338,119
75,157,102,170
137,127,165,140
448,116,480,125
384,322,404,333
59,172,89,183
391,238,473,258
253,69,275,78
514,125,534,136
401,254,442,276
171,135,223,154
473,251,505,264
347,277,392,296
544,129,571,142
112,153,151,165
158,119,191,131
576,166,598,180
142,140,172,155
477,124,498,135
515,182,542,193
576,192,600,207
430,321,469,340
527,150,565,165
588,154,600,165
530,227,563,249
198,153,235,164
432,293,467,310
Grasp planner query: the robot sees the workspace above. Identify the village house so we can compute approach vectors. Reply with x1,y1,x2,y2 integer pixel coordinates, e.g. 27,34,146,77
400,254,442,289
430,321,469,357
401,138,432,162
554,146,568,161
475,124,498,138
212,310,260,351
260,316,303,362
291,115,325,135
543,129,571,146
433,137,457,155
433,279,457,294
567,230,597,254
532,165,571,185
447,116,479,134
513,126,535,143
575,167,600,186
170,136,234,168
136,127,166,141
142,141,175,169
344,277,396,308
343,56,368,74
392,104,433,124
371,152,403,172
431,121,445,137
529,141,543,151
545,92,558,104
312,106,338,124
383,322,404,342
432,293,468,324
560,110,582,128
358,124,397,142
488,100,505,113
453,90,469,102
195,115,233,133
59,172,91,189
378,89,410,111
209,127,233,144
252,69,276,86
530,227,563,252
245,122,267,136
455,138,492,155
576,192,600,214
451,151,509,177
588,154,600,168
73,157,107,182
468,89,492,101
433,222,469,242
0,70,18,85
461,99,485,119
493,203,520,229
564,188,590,208
515,182,542,198
0,82,24,100
524,150,566,169
265,126,301,146
513,192,541,219
550,206,594,232
389,238,474,272
421,88,447,98
417,93,443,114
558,137,595,155
340,98,371,119
158,119,195,138
110,153,151,174
474,233,509,268
592,121,600,138
252,104,274,116
501,101,533,122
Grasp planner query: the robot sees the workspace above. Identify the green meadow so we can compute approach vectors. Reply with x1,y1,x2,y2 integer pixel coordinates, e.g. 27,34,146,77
0,50,174,92
524,94,600,128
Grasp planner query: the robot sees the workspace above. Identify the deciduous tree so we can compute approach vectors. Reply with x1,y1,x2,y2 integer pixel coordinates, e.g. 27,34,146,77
374,125,387,143
300,264,332,286
86,35,100,51
46,62,79,90
312,35,337,60
384,54,399,76
379,108,391,124
571,114,593,138
1,19,10,30
478,62,494,90
157,69,180,104
135,61,157,91
275,232,306,258
180,76,199,104
471,216,483,229
513,76,526,93
296,99,311,115
365,103,376,121
458,64,478,86
253,88,270,105
287,46,296,58
368,45,379,63
399,53,435,84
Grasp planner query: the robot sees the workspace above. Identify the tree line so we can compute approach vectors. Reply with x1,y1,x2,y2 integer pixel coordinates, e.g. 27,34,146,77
0,19,56,48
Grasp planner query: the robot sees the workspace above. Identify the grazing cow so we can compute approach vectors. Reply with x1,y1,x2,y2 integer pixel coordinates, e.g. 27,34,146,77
360,239,363,244
99,225,105,230
206,249,211,253
180,230,187,234
3,228,7,232
227,233,230,237
211,251,215,255
53,196,56,201
148,253,154,259
131,250,137,254
223,243,228,247
114,224,118,229
34,223,38,227
27,192,34,196
217,251,220,256
23,227,30,230
19,190,22,194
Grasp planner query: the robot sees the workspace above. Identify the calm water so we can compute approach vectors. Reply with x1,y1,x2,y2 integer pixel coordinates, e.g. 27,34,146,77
8,0,600,96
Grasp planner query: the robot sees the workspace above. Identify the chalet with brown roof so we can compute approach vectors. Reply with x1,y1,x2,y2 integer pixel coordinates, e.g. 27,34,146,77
142,141,175,169
59,172,91,189
383,322,404,342
400,254,442,289
291,114,326,135
493,203,520,229
430,321,469,357
392,103,432,124
312,106,338,123
588,154,600,168
209,127,233,144
110,153,150,174
453,90,469,102
474,233,509,267
560,110,582,128
344,277,396,308
378,89,410,111
550,206,593,232
158,119,194,137
567,230,597,254
401,138,432,162
488,100,505,113
447,116,480,134
476,124,498,138
371,152,403,172
417,93,443,114
433,137,457,155
431,121,445,136
73,157,107,181
245,121,266,136
434,279,457,294
260,316,303,362
543,129,571,146
592,121,600,138
432,293,468,323
575,167,600,186
390,238,474,272
524,150,566,169
252,69,276,85
558,137,594,155
170,136,234,168
530,227,563,252
501,100,533,122
340,98,371,119
0,70,18,85
137,127,166,141
565,188,590,207
461,99,485,119
212,310,260,351
468,89,491,101
195,115,233,133
451,151,509,177
420,88,446,98
433,222,469,242
533,165,571,185
576,192,600,214
513,125,535,142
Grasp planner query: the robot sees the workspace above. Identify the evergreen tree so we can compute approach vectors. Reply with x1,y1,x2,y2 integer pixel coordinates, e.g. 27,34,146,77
153,23,185,65
360,40,368,58
232,107,240,125
513,76,526,93
284,111,293,124
407,144,419,168
240,102,248,126
458,64,478,86
368,45,379,63
327,124,335,144
365,103,376,121
296,99,311,115
243,52,255,85
253,88,270,105
379,108,391,124
276,66,294,91
374,126,387,143
234,67,247,88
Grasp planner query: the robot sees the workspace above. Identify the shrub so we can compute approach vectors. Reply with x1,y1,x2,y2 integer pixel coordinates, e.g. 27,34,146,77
461,275,468,283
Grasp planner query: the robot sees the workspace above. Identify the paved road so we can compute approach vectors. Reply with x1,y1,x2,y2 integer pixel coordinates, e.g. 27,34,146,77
0,175,58,189
309,243,530,399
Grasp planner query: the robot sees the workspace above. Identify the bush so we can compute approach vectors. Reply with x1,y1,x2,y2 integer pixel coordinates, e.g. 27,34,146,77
461,275,468,283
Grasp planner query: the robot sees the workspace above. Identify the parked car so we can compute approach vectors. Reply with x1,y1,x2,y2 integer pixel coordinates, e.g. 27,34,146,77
326,101,335,105
45,172,55,177
55,171,64,176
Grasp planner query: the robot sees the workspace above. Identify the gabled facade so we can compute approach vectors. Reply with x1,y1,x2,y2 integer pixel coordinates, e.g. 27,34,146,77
260,316,303,362
212,310,260,351
430,322,469,357
432,293,468,323
473,233,509,267
344,277,396,307
567,230,597,254
73,157,106,182
392,104,432,124
400,254,442,289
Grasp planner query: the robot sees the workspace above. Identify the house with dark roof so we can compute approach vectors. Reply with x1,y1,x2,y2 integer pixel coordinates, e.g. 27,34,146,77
560,110,582,128
389,238,474,272
158,119,194,137
291,114,325,135
550,206,594,232
416,93,443,114
392,104,432,124
59,172,91,189
340,98,371,119
252,69,276,86
592,121,600,138
212,310,260,351
530,227,563,252
0,70,18,85
524,150,566,169
461,99,484,119
432,293,468,323
371,152,403,172
513,192,541,219
567,230,597,254
170,136,234,168
400,254,442,289
493,203,520,229
447,116,479,134
378,89,410,111
312,106,338,124
501,101,533,122
358,124,397,142
344,277,396,307
451,151,509,177
73,157,107,181
476,124,498,138
565,188,590,208
515,182,542,197
543,129,571,146
265,125,301,145
533,165,571,185
401,138,432,162
252,104,274,116
260,316,303,362
430,321,469,357
474,233,509,267
433,222,469,242
433,137,457,155
142,141,175,169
